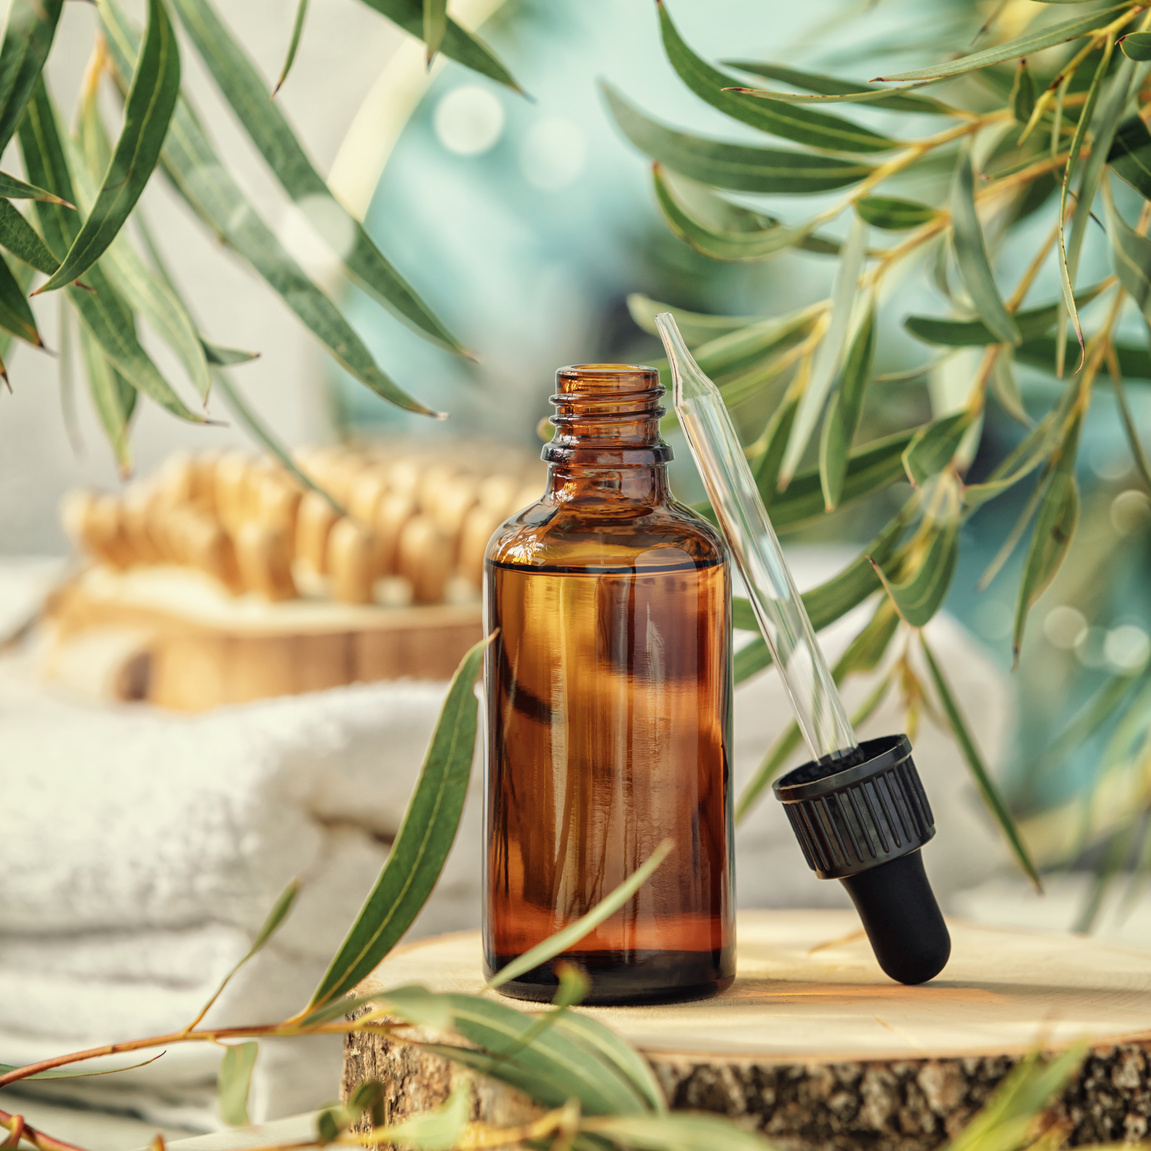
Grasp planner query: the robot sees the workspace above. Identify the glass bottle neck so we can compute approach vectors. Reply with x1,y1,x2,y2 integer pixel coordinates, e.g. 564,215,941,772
541,363,672,507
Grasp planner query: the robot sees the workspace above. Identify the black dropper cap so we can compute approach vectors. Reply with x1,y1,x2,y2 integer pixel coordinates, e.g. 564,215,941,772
772,733,951,985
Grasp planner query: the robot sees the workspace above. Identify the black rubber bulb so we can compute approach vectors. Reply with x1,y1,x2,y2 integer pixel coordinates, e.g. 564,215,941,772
773,733,951,986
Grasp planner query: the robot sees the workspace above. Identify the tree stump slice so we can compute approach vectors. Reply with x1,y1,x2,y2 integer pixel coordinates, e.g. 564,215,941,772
341,909,1151,1151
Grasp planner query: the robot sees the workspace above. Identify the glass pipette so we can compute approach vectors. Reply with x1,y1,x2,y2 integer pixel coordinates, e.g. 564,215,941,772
656,313,858,765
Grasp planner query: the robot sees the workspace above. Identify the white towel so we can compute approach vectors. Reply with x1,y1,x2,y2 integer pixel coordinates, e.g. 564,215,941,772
0,549,1014,1132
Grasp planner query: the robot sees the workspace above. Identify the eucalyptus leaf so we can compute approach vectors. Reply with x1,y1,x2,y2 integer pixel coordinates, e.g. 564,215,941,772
99,0,439,419
273,0,309,95
921,636,1042,889
551,1011,667,1114
991,348,1031,427
720,60,950,113
1016,334,1151,379
78,310,134,474
356,0,522,92
310,637,486,1008
820,306,875,510
1105,191,1151,319
753,385,801,507
0,199,58,275
1108,115,1151,201
1010,59,1036,125
627,294,755,344
603,84,875,195
1120,31,1151,60
0,1056,163,1081
38,0,179,295
857,196,937,230
902,410,972,487
659,4,896,155
373,1078,469,1151
168,0,463,354
0,170,71,205
951,152,1020,346
217,1042,258,1127
0,0,62,153
0,253,40,347
423,0,447,65
486,839,672,990
1013,418,1081,661
875,5,1131,82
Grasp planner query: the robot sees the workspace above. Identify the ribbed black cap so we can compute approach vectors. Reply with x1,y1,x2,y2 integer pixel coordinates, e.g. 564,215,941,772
772,734,935,880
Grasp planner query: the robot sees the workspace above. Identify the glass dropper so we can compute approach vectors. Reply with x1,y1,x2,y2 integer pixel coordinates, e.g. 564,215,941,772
656,313,858,765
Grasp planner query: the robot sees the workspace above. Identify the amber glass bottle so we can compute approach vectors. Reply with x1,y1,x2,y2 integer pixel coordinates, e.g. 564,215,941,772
483,363,735,1005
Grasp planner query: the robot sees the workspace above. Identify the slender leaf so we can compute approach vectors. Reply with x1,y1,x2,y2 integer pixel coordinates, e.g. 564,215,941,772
99,0,438,418
905,284,1106,347
0,253,39,346
782,217,867,483
423,0,447,65
1108,115,1151,201
356,0,522,92
1120,31,1151,60
902,410,972,486
1013,417,1082,660
0,0,63,152
872,480,961,627
820,306,875,510
921,635,1041,888
753,385,801,507
952,152,1020,346
720,60,950,113
626,294,755,344
19,80,202,424
551,1012,666,1114
603,84,875,194
78,307,134,474
588,1113,771,1151
217,1042,258,1127
0,199,58,274
875,5,1131,81
38,0,179,295
0,170,70,204
1111,368,1151,491
273,0,310,95
857,195,937,230
991,346,1031,426
169,0,461,354
659,4,895,154
1010,59,1037,125
1017,333,1151,378
310,638,487,1007
486,839,673,990
653,165,808,261
1105,189,1151,318
0,1057,163,1082
370,1079,469,1151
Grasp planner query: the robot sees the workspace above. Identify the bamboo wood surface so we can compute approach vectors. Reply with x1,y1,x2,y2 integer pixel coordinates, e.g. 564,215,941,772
342,909,1151,1151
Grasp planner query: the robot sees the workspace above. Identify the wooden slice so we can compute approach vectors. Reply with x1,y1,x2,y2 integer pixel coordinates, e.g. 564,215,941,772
342,909,1151,1151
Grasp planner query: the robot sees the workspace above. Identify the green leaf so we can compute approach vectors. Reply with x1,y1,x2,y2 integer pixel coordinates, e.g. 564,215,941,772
658,4,895,155
374,1079,469,1151
486,839,673,990
1108,115,1151,201
203,342,258,367
0,199,59,274
653,165,809,261
990,346,1030,426
1013,418,1081,661
921,636,1041,889
423,0,447,65
1016,333,1151,378
168,0,462,355
38,0,180,295
857,196,937,230
310,638,487,1008
820,307,875,511
217,1041,258,1127
0,0,62,153
720,60,951,113
752,386,800,508
0,170,71,204
99,0,439,419
273,0,309,96
902,410,972,487
18,80,202,425
1120,31,1151,60
905,283,1106,347
550,1012,666,1113
186,880,299,1032
356,0,522,92
1105,189,1151,319
626,293,755,344
1010,59,1037,124
872,485,961,628
0,252,39,346
0,1056,163,1082
951,152,1020,346
603,83,875,195
78,308,135,474
588,1113,771,1151
875,5,1131,81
